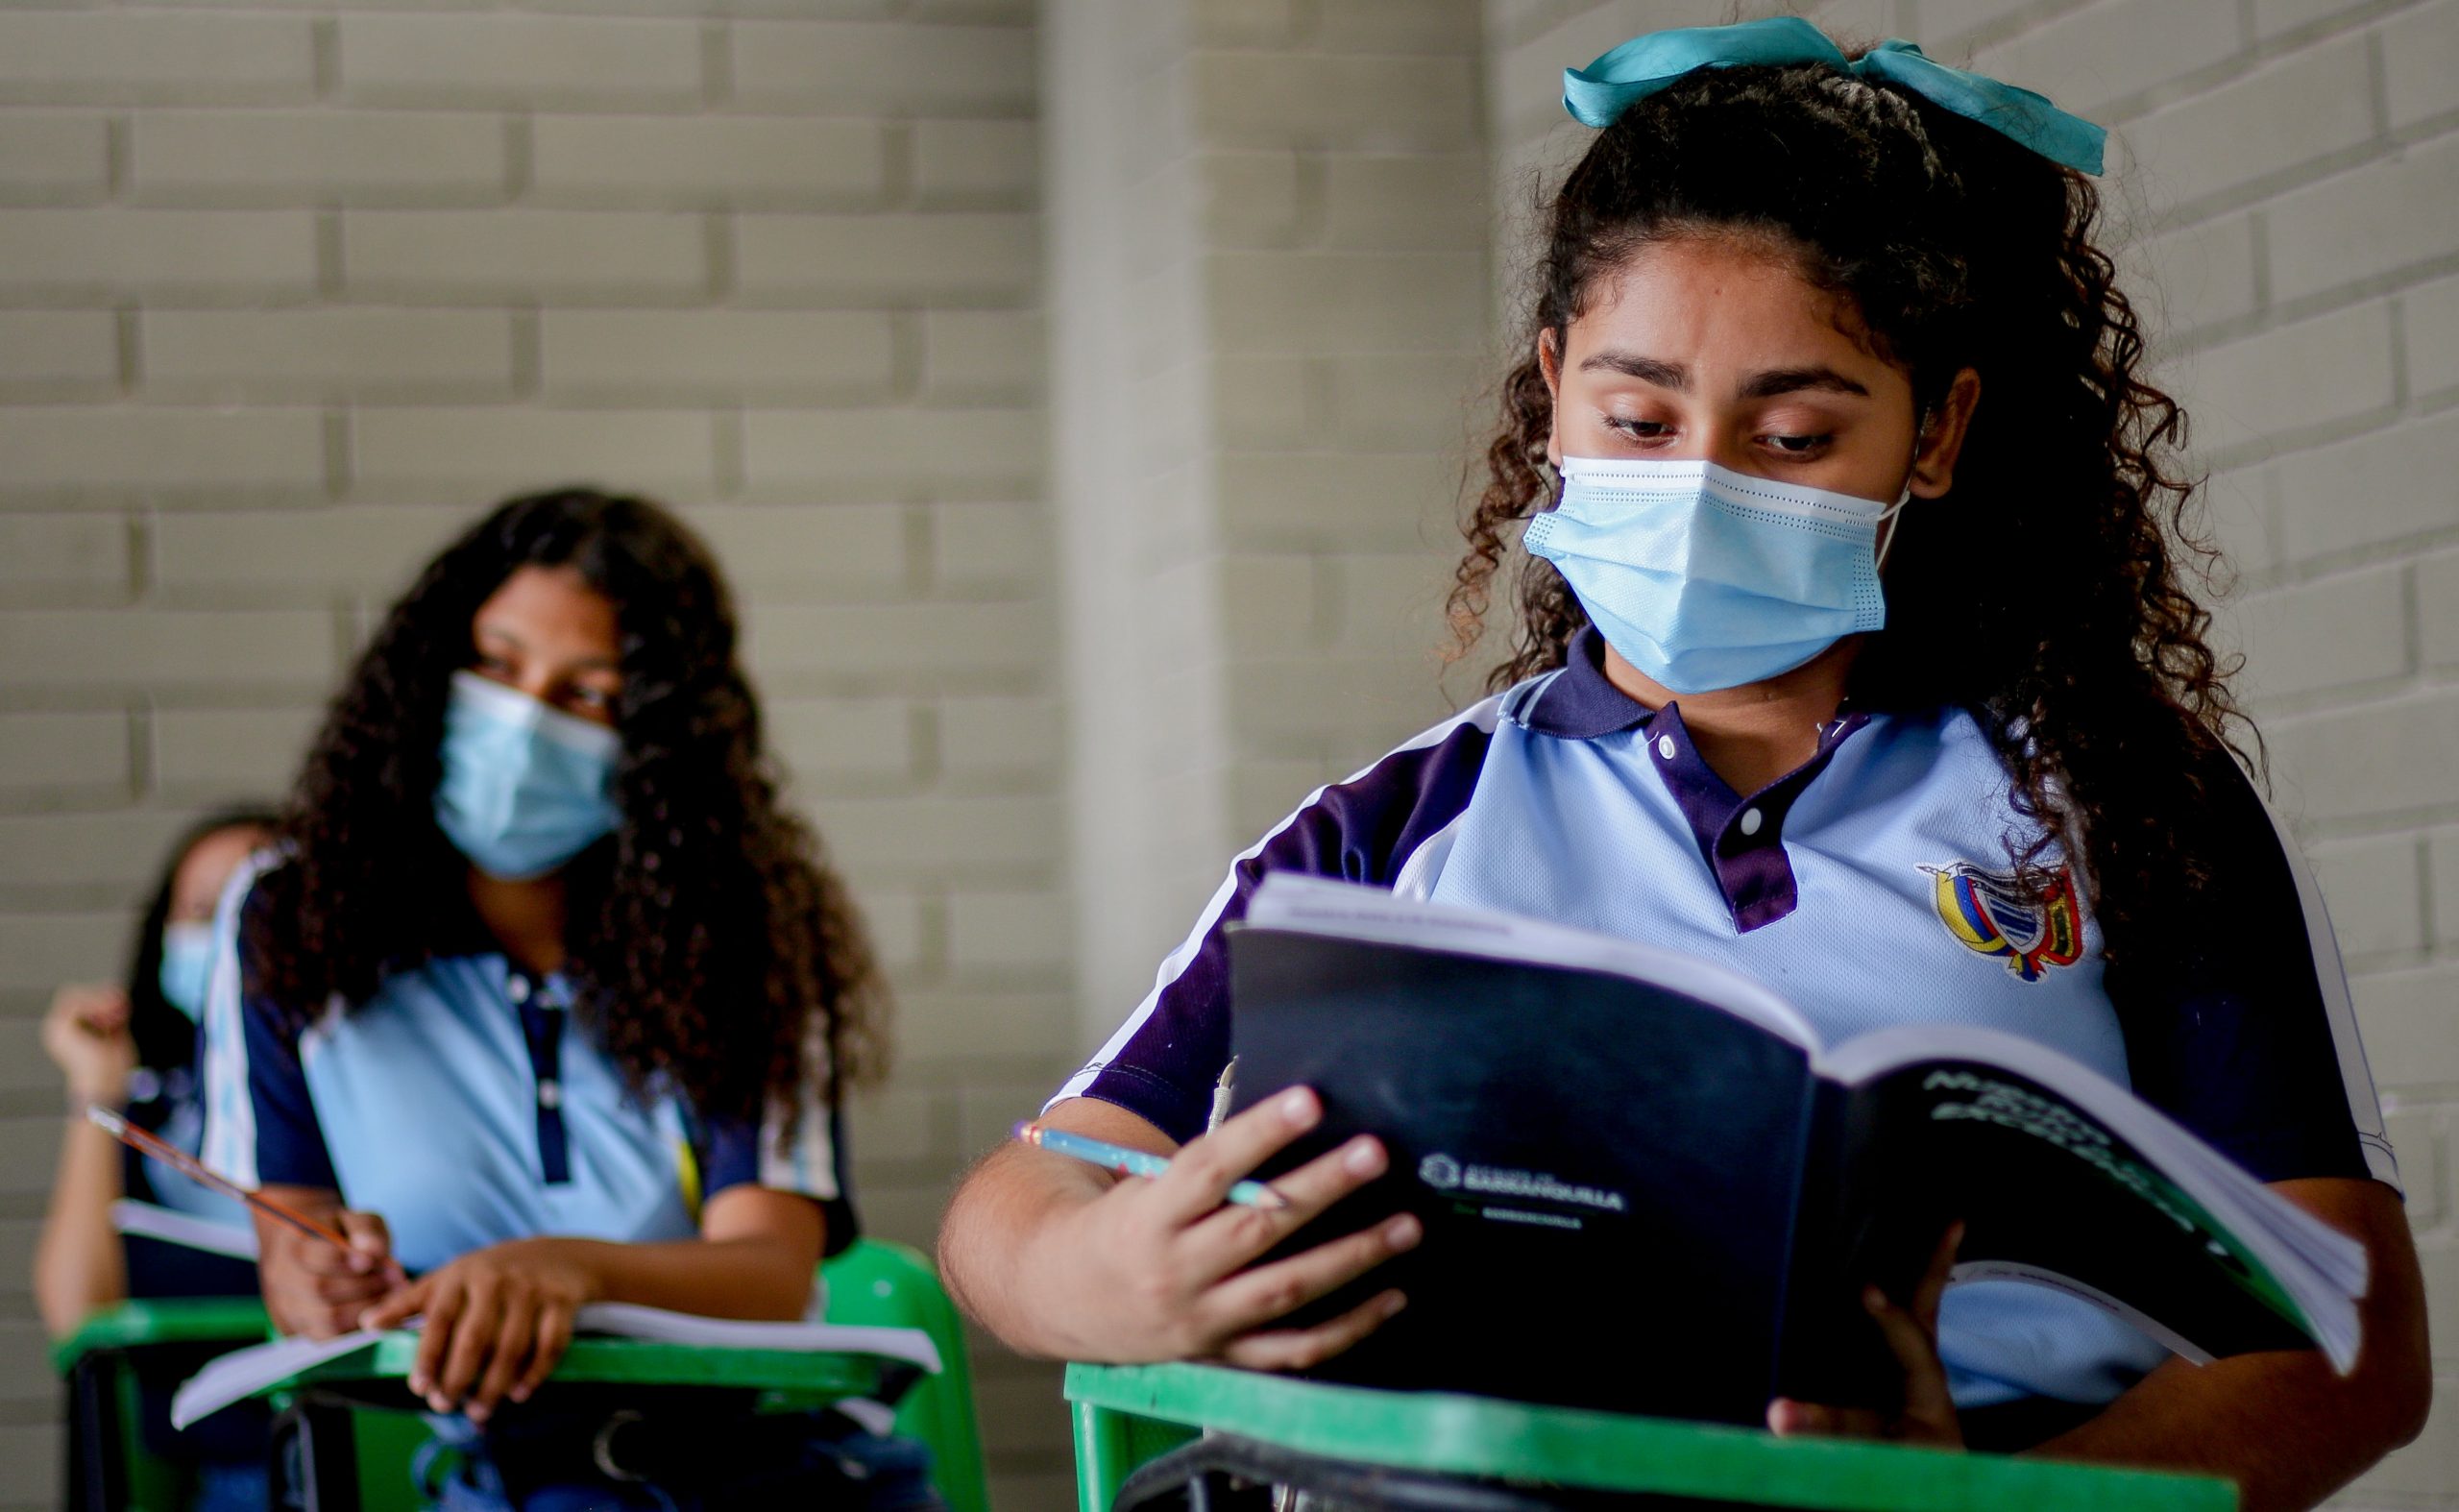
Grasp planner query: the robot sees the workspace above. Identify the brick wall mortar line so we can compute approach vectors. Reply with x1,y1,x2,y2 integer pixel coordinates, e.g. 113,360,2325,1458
2141,139,2406,243
103,113,126,203
314,208,343,298
506,113,533,200
711,405,743,499
311,17,338,103
111,305,136,395
322,408,350,500
125,696,148,802
702,208,731,299
510,307,540,396
2414,752,2437,949
1920,0,2102,58
2367,23,2393,140
884,121,916,209
2200,405,2409,475
700,19,731,107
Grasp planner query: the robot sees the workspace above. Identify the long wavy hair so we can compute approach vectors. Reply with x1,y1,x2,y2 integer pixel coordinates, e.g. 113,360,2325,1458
245,488,887,1128
1450,61,2253,961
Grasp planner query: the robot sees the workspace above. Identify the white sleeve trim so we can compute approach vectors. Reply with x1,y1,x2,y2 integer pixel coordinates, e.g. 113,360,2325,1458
758,1035,840,1200
198,850,278,1188
2249,790,2401,1192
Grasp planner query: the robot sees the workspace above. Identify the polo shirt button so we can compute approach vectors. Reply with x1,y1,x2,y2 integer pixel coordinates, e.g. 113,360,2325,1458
1656,735,1676,760
506,975,530,1004
538,1079,562,1110
1740,807,1764,837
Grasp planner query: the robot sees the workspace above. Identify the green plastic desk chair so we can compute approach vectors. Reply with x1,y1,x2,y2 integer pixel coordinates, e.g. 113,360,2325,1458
821,1236,990,1512
265,1325,917,1510
52,1297,273,1512
1065,1362,2241,1512
231,1237,977,1512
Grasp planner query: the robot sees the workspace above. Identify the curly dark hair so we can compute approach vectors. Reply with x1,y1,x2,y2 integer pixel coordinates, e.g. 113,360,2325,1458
1450,60,2254,962
245,487,887,1129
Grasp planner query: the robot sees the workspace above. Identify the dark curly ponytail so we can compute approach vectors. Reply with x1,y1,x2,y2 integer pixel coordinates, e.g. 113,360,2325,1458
1449,59,2255,962
249,488,888,1130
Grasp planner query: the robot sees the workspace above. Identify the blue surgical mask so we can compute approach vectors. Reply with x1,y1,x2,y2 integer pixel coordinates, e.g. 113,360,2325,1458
158,922,215,1023
1525,456,1911,695
433,671,622,881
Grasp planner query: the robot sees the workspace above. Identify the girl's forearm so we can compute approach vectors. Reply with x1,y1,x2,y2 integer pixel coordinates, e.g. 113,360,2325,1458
562,1232,818,1320
937,1141,1107,1357
2028,1179,2430,1512
34,1116,127,1338
2031,1351,2421,1512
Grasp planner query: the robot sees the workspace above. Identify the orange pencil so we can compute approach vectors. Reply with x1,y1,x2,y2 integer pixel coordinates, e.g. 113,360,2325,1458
86,1104,355,1254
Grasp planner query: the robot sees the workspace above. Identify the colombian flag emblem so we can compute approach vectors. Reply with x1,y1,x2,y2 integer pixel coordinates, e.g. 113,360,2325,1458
1919,861,2083,982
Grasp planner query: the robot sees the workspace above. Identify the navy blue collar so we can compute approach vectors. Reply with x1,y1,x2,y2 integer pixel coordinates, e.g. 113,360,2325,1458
1517,627,1885,744
1518,627,1660,739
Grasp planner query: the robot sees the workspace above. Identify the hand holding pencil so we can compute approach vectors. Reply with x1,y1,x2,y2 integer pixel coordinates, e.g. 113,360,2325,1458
85,1104,404,1337
1001,1088,1418,1369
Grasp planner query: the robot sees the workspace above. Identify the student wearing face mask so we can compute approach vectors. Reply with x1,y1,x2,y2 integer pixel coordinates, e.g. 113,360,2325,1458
199,489,931,1511
37,806,279,1512
37,805,280,1335
938,21,2428,1512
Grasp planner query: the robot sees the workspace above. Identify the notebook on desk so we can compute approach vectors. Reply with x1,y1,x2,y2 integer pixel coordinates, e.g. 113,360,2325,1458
170,1304,942,1428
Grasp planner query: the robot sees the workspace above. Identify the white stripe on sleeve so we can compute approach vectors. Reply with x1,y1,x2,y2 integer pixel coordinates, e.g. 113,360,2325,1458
2251,791,2401,1191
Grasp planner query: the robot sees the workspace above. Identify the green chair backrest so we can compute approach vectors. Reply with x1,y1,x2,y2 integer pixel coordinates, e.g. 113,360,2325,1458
822,1236,990,1512
53,1298,274,1512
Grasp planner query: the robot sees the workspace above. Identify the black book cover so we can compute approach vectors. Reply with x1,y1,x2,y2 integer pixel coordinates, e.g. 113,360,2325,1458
1229,928,1817,1423
1230,921,2332,1425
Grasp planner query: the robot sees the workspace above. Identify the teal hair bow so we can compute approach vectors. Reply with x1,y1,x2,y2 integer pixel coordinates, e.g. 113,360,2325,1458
1561,15,2105,176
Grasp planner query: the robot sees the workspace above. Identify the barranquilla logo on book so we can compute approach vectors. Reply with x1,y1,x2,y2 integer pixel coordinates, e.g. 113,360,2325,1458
1417,1152,1626,1213
1920,860,2084,982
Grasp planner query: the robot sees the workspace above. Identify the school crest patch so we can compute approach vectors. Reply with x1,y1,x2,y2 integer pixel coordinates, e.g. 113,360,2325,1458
1919,861,2084,982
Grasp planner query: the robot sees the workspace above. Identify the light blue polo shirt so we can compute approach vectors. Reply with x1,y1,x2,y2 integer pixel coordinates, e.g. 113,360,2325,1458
200,859,846,1279
1059,627,2396,1418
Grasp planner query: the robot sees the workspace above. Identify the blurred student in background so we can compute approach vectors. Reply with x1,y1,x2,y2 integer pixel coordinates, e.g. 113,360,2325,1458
200,488,928,1510
37,804,280,1509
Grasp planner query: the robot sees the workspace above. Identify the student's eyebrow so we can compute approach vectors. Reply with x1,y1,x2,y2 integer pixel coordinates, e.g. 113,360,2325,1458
1575,354,1870,401
474,624,620,672
1578,352,1690,390
1740,366,1870,400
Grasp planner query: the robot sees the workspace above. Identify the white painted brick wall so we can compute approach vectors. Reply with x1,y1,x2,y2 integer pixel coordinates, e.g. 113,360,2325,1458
0,4,1064,1507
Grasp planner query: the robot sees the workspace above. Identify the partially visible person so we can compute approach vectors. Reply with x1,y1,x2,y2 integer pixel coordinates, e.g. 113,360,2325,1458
37,804,280,1512
37,805,279,1333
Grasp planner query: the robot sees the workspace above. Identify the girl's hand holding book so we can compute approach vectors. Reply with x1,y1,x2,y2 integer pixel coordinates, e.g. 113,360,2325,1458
1766,1222,1965,1449
1020,1087,1419,1369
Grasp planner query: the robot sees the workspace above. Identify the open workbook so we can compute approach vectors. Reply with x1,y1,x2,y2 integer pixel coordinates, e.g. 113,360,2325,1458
170,1304,942,1428
1226,875,2371,1423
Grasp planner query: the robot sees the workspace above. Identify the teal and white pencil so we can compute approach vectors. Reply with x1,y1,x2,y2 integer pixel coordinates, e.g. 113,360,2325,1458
1012,1121,1289,1209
